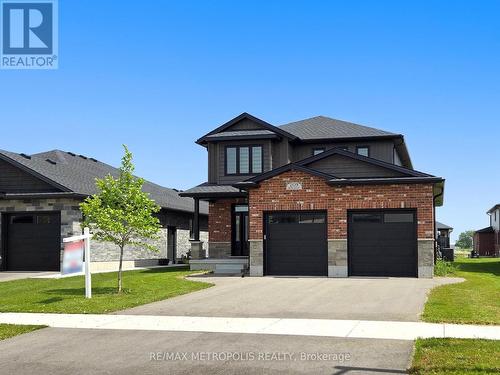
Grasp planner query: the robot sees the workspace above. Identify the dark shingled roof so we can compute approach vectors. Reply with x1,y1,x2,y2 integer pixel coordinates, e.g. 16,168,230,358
436,221,453,230
475,226,494,234
179,182,245,198
206,130,276,138
279,116,399,140
487,204,500,214
0,149,208,215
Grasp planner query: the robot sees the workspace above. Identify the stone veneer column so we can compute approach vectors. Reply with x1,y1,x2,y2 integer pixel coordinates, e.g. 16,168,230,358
190,240,206,259
328,239,348,277
417,239,434,278
249,239,263,276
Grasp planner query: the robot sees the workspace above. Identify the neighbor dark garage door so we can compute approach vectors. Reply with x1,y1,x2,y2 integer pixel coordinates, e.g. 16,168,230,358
4,212,61,271
348,210,417,277
265,211,327,276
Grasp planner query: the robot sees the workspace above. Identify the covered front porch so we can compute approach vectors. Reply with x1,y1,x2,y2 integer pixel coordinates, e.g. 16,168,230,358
179,184,250,275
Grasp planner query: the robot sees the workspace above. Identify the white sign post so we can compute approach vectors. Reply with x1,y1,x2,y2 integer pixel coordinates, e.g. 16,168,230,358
63,227,93,298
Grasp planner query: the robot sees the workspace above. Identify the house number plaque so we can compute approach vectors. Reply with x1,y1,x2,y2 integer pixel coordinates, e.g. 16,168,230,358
286,182,303,191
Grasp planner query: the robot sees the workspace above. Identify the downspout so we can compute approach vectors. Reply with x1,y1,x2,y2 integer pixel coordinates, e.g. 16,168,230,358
433,187,444,265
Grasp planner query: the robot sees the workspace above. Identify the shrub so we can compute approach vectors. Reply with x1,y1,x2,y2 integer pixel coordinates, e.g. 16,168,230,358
434,260,457,276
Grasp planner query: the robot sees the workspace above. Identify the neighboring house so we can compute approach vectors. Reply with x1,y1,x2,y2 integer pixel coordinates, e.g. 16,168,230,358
474,204,500,257
436,221,453,249
0,149,208,272
181,113,445,278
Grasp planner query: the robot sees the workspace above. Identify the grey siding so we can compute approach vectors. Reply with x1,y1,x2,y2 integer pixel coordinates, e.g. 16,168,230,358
205,136,404,184
222,118,265,132
308,154,405,178
292,140,396,164
208,143,218,183
0,159,60,193
394,148,403,166
271,139,291,168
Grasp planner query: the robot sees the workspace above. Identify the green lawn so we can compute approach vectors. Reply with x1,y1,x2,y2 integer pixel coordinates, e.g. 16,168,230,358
0,324,46,340
409,338,500,374
422,258,499,325
0,267,212,314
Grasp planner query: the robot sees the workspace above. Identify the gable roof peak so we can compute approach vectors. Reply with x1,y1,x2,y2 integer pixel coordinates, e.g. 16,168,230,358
297,147,432,178
196,112,298,145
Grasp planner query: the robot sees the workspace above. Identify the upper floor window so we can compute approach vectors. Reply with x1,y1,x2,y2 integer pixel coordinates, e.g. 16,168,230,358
393,148,402,166
225,145,263,175
356,146,369,157
312,148,325,156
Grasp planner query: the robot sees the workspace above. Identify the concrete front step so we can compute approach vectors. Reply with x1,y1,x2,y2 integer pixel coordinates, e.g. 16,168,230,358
215,263,246,275
190,257,249,274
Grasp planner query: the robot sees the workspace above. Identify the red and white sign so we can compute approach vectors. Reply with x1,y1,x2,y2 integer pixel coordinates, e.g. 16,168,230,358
62,240,84,275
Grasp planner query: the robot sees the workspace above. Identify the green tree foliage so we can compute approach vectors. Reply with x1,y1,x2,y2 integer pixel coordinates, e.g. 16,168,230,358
80,145,161,292
455,230,474,249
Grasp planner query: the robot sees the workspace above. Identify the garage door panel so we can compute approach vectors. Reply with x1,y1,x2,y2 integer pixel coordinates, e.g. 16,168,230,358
265,212,327,276
349,210,417,277
6,213,61,271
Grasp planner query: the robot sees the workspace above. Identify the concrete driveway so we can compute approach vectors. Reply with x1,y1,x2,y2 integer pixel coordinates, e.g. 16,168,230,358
121,276,462,321
0,327,413,375
0,271,59,282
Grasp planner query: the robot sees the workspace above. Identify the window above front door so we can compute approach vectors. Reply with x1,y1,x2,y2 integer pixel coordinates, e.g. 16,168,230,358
225,145,263,175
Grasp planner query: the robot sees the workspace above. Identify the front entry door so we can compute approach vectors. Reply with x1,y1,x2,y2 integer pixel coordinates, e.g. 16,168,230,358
232,205,249,256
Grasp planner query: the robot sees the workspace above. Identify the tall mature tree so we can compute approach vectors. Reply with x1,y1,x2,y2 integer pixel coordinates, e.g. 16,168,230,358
80,145,161,292
455,230,475,249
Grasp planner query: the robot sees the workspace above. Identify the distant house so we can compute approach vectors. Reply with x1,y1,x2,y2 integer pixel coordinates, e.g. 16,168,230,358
436,221,453,249
0,149,208,272
473,204,500,257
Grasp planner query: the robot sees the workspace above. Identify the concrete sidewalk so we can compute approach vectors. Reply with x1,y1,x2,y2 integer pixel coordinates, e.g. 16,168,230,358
1,313,498,341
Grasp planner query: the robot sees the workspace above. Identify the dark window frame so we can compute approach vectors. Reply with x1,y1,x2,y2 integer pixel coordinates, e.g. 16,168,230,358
224,144,264,176
312,147,325,156
356,145,370,157
231,203,250,256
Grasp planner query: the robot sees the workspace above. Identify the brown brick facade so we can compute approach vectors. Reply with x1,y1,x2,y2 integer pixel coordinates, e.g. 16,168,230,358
496,231,500,257
473,231,496,256
208,198,246,242
248,170,434,240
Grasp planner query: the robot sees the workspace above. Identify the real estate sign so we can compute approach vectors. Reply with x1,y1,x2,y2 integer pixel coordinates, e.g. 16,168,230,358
62,240,84,275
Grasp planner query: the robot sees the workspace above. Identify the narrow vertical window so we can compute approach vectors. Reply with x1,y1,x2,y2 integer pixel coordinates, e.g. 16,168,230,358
239,147,249,174
226,147,237,174
252,146,262,173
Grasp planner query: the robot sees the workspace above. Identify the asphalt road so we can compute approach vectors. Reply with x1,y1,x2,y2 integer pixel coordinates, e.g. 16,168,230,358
0,327,413,375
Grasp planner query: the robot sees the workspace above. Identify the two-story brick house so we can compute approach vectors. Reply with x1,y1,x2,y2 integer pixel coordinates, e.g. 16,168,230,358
181,113,445,278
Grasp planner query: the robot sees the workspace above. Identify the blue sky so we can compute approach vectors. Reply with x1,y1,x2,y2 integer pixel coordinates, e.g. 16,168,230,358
1,1,499,241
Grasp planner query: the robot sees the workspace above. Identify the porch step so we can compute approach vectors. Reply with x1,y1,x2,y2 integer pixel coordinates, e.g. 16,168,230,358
190,258,249,274
214,263,246,275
